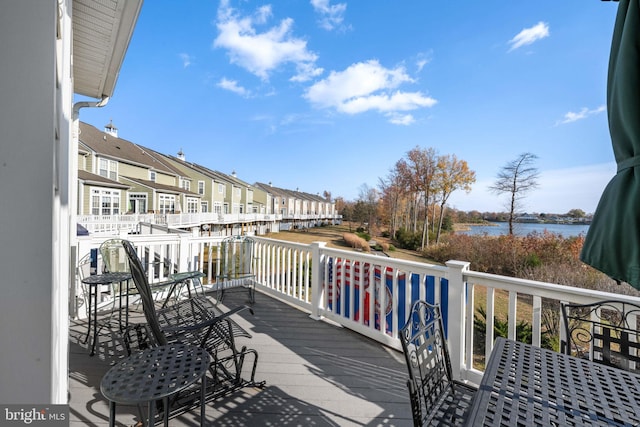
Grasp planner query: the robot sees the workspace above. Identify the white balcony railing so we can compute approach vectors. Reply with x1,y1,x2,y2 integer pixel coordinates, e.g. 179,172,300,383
72,233,640,385
77,214,161,234
77,213,342,235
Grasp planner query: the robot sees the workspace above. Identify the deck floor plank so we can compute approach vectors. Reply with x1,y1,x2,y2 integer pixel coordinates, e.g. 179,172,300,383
69,290,412,426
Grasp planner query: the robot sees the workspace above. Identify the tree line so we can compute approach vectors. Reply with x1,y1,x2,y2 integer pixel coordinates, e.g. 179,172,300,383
336,146,476,249
334,150,551,249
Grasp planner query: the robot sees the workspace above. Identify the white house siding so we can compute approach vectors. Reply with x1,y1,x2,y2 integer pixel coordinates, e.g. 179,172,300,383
0,1,71,404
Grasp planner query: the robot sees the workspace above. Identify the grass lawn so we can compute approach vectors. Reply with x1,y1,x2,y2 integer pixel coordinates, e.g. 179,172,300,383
264,224,435,264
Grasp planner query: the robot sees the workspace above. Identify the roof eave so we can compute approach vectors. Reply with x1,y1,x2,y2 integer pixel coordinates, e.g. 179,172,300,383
72,0,143,99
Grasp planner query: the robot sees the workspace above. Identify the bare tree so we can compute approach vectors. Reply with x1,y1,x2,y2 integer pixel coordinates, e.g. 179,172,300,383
378,171,403,239
357,183,379,233
489,152,539,235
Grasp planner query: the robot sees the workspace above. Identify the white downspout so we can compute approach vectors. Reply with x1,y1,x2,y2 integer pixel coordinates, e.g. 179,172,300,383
69,96,108,320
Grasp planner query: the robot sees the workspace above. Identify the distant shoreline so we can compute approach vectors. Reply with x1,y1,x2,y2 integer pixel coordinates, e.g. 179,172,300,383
453,222,497,232
454,221,590,238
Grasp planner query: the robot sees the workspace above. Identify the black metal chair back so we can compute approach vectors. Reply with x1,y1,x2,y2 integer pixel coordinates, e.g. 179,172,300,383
217,235,256,303
122,239,168,346
561,299,640,372
400,300,475,426
99,238,130,274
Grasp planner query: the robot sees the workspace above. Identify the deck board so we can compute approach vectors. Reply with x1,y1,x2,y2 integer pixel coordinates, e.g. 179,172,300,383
69,290,413,426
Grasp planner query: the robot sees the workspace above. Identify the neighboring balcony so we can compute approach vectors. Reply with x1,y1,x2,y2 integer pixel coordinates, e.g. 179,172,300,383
77,213,342,235
70,234,639,425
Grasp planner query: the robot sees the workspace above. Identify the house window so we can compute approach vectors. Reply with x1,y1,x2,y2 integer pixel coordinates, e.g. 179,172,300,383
149,171,156,182
181,179,191,191
218,183,224,194
158,194,175,214
235,187,241,197
91,188,120,215
198,181,205,195
247,190,253,204
128,193,147,214
186,197,198,213
98,159,118,180
213,203,222,214
201,201,209,213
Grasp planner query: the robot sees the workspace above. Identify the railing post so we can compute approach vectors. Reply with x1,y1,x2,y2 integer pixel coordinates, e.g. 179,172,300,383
178,234,190,272
445,260,470,382
309,241,326,320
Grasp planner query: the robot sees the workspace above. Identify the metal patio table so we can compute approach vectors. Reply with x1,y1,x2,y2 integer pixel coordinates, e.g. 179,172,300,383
163,270,206,307
81,271,132,356
100,343,211,427
466,337,640,427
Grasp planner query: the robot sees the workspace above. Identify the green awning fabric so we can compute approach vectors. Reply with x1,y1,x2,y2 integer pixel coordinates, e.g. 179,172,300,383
580,0,640,289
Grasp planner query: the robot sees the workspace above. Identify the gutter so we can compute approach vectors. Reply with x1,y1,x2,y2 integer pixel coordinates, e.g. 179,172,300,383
73,96,109,119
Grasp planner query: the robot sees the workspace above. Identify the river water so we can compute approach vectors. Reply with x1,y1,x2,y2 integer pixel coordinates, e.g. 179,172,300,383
457,222,590,238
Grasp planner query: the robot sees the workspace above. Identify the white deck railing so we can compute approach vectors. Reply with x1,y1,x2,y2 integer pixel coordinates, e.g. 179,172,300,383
77,213,343,235
72,233,640,385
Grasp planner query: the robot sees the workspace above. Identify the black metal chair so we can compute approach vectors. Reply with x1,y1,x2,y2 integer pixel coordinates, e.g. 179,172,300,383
561,299,640,372
216,235,257,304
121,239,264,420
101,238,200,309
400,300,476,426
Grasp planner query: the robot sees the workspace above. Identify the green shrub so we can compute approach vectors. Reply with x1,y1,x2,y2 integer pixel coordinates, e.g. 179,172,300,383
474,305,554,352
395,228,422,251
356,231,371,241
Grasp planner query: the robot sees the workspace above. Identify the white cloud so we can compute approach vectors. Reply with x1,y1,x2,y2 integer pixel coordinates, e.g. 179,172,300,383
508,22,550,52
388,113,415,126
179,53,192,68
304,60,436,124
557,105,606,125
217,78,251,97
214,1,322,82
310,0,348,31
415,51,432,73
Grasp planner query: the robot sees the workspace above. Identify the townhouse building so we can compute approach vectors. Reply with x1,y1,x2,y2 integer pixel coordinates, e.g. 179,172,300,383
77,122,338,235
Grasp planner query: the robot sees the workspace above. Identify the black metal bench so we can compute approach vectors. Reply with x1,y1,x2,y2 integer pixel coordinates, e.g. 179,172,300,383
121,239,264,421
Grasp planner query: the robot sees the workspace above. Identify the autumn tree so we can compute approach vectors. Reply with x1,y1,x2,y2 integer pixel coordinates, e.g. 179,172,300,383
434,154,476,243
379,167,408,239
402,147,438,250
489,152,539,235
357,183,379,233
394,158,420,234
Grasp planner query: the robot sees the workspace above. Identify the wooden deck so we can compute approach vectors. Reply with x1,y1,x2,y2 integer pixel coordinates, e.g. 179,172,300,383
68,290,413,426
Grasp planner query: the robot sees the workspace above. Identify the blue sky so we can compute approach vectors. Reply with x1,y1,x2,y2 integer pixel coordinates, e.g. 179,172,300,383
78,0,620,214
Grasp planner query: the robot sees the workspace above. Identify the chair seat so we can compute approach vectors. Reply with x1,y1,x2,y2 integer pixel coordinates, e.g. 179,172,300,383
421,381,476,426
401,300,476,426
156,295,252,351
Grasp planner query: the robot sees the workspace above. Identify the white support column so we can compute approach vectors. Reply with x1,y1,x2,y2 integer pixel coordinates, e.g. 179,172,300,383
0,1,67,404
